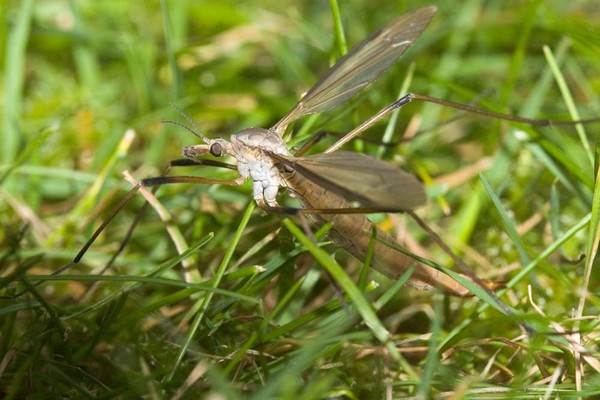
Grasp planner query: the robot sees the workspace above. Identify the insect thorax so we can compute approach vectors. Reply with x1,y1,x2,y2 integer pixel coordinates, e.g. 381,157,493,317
231,128,292,206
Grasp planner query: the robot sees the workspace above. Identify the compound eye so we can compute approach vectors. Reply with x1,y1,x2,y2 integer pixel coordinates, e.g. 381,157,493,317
210,142,223,157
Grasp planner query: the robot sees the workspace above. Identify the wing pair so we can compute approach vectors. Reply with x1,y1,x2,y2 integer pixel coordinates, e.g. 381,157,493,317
272,6,437,134
269,151,426,211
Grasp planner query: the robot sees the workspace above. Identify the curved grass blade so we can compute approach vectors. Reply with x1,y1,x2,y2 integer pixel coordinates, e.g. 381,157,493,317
282,218,401,361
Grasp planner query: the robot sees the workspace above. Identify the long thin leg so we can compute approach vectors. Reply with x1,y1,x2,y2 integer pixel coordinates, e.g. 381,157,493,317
60,184,143,274
74,163,243,301
75,158,238,267
263,204,528,325
142,175,244,187
169,158,238,170
326,97,411,153
325,92,600,153
261,204,406,215
294,130,403,157
31,159,243,296
406,209,535,336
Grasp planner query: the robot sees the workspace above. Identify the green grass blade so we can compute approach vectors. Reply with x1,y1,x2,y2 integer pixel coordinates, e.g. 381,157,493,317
282,218,400,361
543,44,592,166
169,201,255,379
329,0,347,57
0,125,56,185
576,152,600,319
2,0,33,164
479,172,530,265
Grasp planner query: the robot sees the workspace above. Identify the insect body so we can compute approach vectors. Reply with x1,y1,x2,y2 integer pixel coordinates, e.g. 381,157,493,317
179,122,474,295
182,128,293,208
156,6,483,296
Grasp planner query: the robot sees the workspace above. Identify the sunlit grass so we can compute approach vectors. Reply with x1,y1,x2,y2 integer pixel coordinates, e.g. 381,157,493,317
1,0,599,398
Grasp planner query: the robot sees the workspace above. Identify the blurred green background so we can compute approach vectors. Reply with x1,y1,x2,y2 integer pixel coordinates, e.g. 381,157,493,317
1,0,600,398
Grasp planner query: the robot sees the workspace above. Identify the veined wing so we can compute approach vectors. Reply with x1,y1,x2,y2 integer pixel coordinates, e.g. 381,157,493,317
272,6,436,134
270,151,426,210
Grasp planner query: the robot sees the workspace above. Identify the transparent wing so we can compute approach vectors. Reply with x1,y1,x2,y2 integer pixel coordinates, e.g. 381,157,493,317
273,6,436,133
271,151,426,210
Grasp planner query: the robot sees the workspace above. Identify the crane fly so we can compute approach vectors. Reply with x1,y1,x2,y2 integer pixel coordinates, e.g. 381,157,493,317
49,6,595,308
139,5,504,298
